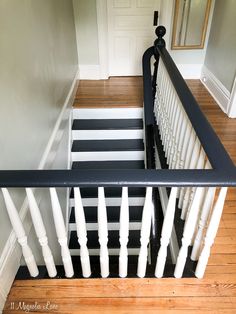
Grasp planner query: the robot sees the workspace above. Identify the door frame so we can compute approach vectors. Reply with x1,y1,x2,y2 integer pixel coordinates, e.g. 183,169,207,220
96,0,109,79
96,0,163,79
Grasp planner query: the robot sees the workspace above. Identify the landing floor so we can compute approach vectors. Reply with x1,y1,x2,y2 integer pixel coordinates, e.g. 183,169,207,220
3,78,236,313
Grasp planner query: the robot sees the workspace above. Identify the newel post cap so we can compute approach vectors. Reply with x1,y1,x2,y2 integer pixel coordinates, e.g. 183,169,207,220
154,25,166,47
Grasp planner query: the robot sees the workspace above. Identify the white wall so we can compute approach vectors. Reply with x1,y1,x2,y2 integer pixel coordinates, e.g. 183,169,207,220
200,0,236,116
0,0,78,308
159,0,215,79
0,0,77,254
73,0,100,78
73,0,214,79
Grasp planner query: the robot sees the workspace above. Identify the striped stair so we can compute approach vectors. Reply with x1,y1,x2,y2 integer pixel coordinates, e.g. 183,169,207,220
69,108,146,263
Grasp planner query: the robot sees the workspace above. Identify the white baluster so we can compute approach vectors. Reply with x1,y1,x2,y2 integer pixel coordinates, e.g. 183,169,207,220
166,99,178,164
137,187,153,278
26,188,57,278
169,103,181,168
191,187,216,261
155,187,177,278
181,138,201,219
49,188,74,278
1,188,39,277
183,147,206,221
195,187,228,278
74,187,91,278
98,187,109,278
178,128,196,208
174,187,204,278
119,187,129,278
173,109,187,169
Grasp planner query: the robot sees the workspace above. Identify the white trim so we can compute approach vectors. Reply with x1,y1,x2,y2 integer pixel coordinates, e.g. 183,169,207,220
0,68,79,312
69,222,142,232
201,65,230,114
96,0,109,79
176,64,202,79
72,151,144,162
73,108,143,119
79,65,101,80
70,248,140,256
72,129,143,141
70,197,145,207
227,75,236,118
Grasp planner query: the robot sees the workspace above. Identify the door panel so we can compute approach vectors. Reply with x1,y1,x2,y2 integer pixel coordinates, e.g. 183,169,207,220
107,0,160,76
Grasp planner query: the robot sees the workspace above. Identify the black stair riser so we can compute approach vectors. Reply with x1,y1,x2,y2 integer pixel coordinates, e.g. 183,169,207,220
69,206,144,223
69,230,141,249
70,187,146,198
72,160,145,170
72,119,143,130
72,139,144,152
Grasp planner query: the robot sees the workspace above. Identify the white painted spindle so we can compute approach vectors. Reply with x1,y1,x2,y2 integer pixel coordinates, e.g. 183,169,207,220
191,187,216,261
155,187,177,278
178,128,196,209
174,187,204,278
183,148,206,221
119,187,129,278
26,188,57,278
50,188,74,278
137,187,153,278
181,138,201,219
195,187,228,278
74,187,91,278
1,188,39,277
98,187,109,278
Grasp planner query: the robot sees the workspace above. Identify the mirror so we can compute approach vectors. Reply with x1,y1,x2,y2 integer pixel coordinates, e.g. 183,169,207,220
171,0,212,49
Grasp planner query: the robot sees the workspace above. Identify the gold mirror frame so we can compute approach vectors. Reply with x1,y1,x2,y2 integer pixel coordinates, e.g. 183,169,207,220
171,0,212,50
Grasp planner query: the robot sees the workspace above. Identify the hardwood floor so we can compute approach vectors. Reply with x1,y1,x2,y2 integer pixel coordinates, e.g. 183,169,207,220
73,77,143,108
3,78,236,313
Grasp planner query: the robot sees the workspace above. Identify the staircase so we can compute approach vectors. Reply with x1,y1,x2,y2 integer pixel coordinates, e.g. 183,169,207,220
68,107,148,276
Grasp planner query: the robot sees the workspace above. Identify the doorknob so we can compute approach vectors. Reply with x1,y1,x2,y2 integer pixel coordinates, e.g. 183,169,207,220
153,11,159,26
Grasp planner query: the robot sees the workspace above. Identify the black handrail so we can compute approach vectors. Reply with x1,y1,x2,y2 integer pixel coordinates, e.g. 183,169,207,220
0,169,235,187
0,26,235,188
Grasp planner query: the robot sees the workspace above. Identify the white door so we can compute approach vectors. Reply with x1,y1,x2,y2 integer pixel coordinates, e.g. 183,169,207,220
107,0,161,76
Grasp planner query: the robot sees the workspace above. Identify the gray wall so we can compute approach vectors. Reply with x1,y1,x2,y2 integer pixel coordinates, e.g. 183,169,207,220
73,0,99,65
204,0,236,92
0,0,77,255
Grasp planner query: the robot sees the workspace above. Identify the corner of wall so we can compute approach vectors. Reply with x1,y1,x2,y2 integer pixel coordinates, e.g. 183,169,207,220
79,65,101,80
201,65,230,113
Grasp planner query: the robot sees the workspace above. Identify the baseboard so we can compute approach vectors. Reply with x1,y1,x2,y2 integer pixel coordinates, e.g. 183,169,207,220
227,75,236,118
0,68,79,313
79,65,101,80
201,65,230,113
176,63,202,79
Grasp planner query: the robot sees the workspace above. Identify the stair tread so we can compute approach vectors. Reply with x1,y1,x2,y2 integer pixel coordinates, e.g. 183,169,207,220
70,187,146,199
69,230,141,249
72,139,144,152
69,206,143,223
72,160,145,170
72,119,143,130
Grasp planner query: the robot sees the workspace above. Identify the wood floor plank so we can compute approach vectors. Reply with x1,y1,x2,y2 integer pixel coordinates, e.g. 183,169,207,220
73,77,143,108
4,297,236,313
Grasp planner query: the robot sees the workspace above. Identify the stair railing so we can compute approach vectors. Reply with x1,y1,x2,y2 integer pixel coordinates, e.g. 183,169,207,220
0,26,236,280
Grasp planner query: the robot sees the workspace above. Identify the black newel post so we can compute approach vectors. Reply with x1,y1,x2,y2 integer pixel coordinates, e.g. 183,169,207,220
152,26,166,99
149,26,166,266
